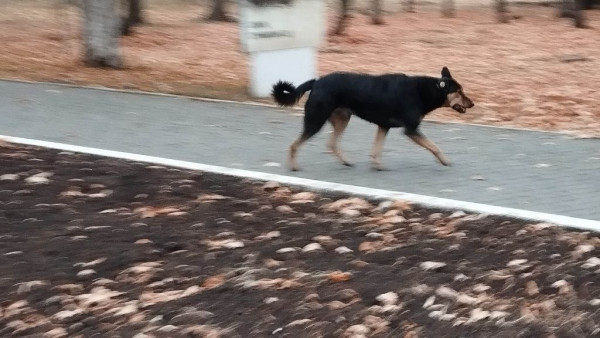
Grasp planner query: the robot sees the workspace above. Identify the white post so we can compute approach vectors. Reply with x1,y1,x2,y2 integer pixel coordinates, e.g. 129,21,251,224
237,0,326,98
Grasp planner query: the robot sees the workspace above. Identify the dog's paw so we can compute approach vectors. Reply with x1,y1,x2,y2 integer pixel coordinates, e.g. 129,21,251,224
371,164,388,171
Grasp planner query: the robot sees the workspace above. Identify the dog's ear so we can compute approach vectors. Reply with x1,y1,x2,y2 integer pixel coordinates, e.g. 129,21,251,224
441,66,452,79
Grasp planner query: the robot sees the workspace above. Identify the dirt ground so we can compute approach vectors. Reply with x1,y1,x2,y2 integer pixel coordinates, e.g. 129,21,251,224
0,2,599,137
1,142,600,337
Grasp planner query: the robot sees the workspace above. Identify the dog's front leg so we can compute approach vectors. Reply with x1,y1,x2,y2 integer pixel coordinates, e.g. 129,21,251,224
371,126,389,170
405,129,450,166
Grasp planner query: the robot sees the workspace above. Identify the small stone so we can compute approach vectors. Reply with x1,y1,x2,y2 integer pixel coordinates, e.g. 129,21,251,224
410,284,433,295
168,211,189,217
335,246,353,254
420,261,447,271
223,240,244,249
339,208,361,217
0,174,19,181
302,243,323,253
115,304,138,316
582,257,600,269
507,259,528,267
375,201,393,211
436,286,458,300
337,289,360,302
327,300,348,310
589,299,600,306
135,239,153,245
376,292,399,306
454,273,470,282
25,175,50,184
264,297,279,304
449,211,466,218
158,325,178,332
76,269,96,278
456,293,480,305
467,308,490,323
344,324,370,336
16,280,49,294
54,309,83,321
286,319,312,327
263,181,281,191
490,311,510,320
292,192,317,200
45,327,68,337
275,247,298,260
363,315,390,332
170,311,214,324
4,251,23,256
525,280,540,296
366,232,383,239
423,296,436,309
276,205,295,213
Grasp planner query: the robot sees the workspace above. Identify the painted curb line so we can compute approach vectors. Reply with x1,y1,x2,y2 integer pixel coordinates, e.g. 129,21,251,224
1,135,599,232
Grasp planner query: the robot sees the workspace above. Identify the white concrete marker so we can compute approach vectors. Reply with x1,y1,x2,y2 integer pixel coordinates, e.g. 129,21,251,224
1,134,599,232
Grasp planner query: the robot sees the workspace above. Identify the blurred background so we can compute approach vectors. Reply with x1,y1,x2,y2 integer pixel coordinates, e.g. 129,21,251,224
0,0,598,136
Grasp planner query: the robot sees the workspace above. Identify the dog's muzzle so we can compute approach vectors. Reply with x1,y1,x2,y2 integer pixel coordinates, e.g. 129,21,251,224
452,104,467,114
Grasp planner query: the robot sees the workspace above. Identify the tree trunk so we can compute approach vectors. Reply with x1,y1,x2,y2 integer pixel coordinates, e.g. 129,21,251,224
120,0,143,35
495,0,510,23
560,0,575,17
573,0,587,28
129,0,143,24
560,0,587,27
371,0,384,24
332,0,352,35
403,0,416,13
441,0,455,17
207,0,234,22
82,0,122,68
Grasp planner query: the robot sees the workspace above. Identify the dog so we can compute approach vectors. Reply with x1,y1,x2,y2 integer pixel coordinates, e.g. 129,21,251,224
271,67,474,171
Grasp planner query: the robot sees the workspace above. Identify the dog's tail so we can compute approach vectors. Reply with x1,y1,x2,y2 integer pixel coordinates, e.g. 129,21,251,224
271,79,316,107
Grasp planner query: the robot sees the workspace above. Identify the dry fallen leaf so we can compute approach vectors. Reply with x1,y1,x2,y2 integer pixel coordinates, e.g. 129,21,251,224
328,271,352,283
202,274,226,290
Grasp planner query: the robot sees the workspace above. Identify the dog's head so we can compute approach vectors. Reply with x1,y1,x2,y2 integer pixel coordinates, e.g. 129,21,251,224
438,66,474,114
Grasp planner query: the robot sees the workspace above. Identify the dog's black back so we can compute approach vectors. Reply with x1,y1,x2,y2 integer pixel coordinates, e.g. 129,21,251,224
309,72,448,129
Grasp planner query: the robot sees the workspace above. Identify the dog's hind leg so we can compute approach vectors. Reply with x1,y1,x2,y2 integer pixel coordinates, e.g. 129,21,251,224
371,126,389,171
405,130,450,166
289,100,332,171
327,109,352,167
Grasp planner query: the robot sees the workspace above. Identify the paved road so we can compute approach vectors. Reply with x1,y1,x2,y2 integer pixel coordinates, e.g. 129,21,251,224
1,80,598,220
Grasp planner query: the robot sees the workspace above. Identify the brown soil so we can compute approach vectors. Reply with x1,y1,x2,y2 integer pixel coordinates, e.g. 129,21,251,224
1,142,599,337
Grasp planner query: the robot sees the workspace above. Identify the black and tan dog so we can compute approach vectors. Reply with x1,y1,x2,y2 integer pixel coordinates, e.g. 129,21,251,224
272,67,474,171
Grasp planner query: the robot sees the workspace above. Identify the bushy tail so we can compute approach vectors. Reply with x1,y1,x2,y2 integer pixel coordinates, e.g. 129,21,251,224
271,79,316,107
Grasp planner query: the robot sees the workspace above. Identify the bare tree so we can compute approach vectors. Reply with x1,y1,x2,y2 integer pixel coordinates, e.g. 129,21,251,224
129,0,143,24
403,0,416,13
371,0,384,24
207,0,235,22
120,0,144,36
82,0,122,68
495,0,510,23
441,0,455,17
332,0,352,35
560,0,587,27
